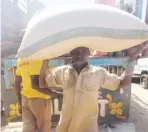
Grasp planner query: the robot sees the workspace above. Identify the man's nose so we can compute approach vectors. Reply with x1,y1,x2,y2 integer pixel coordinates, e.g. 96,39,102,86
77,52,81,57
78,51,83,56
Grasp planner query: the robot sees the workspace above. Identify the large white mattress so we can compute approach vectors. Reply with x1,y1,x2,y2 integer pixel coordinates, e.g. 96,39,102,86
17,4,148,60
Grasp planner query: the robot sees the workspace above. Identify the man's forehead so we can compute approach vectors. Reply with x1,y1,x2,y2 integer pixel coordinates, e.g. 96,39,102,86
71,47,89,52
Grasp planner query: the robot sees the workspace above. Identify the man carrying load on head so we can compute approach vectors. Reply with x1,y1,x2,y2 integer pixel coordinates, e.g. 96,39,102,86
14,59,61,132
39,42,147,132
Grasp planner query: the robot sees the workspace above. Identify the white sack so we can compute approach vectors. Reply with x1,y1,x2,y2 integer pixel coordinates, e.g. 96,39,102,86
17,4,148,60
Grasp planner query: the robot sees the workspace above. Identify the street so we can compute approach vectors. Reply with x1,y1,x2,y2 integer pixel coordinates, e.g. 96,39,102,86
129,83,148,132
1,82,148,132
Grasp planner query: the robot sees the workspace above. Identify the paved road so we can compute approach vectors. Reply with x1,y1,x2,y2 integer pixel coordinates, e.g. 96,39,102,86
129,83,148,132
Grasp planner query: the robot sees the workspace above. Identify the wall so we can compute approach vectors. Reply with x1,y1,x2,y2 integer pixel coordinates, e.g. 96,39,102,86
145,1,148,24
142,0,148,22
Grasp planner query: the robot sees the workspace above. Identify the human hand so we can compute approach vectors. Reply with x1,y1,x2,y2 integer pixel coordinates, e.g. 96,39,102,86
18,103,22,114
127,41,148,59
43,59,49,65
39,59,49,88
51,92,63,99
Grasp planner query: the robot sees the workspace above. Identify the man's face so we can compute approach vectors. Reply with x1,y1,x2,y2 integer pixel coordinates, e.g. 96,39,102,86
70,47,90,65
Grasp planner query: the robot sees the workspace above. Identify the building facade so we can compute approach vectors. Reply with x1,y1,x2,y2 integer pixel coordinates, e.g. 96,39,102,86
96,0,148,23
1,0,27,57
1,0,45,57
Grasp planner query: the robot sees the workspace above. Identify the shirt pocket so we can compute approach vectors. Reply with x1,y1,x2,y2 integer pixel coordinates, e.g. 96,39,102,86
82,73,99,92
63,71,77,89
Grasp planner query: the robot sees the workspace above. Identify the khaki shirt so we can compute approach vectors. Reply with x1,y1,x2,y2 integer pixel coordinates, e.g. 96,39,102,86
46,65,120,91
46,65,121,132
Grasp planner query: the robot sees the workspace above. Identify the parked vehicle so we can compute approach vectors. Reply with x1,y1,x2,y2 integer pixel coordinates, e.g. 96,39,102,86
133,58,148,89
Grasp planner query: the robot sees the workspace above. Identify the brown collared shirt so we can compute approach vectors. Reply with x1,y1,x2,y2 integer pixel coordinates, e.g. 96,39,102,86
45,65,121,132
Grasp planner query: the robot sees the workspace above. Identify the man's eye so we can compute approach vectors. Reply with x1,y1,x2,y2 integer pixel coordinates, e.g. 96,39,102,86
81,50,85,54
71,52,76,55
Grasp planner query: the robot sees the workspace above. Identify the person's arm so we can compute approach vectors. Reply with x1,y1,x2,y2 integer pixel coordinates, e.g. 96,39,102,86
15,75,22,106
39,59,49,88
120,41,148,88
45,66,63,88
29,60,62,98
100,41,148,90
14,66,22,114
100,60,136,90
100,68,121,91
31,75,62,98
39,60,63,91
29,60,50,95
31,75,51,95
119,58,136,88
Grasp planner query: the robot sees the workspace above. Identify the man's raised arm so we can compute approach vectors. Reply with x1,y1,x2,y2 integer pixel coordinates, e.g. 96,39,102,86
120,41,148,88
39,59,49,88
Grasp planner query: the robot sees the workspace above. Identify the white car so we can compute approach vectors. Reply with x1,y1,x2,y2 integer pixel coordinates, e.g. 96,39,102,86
133,58,148,89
